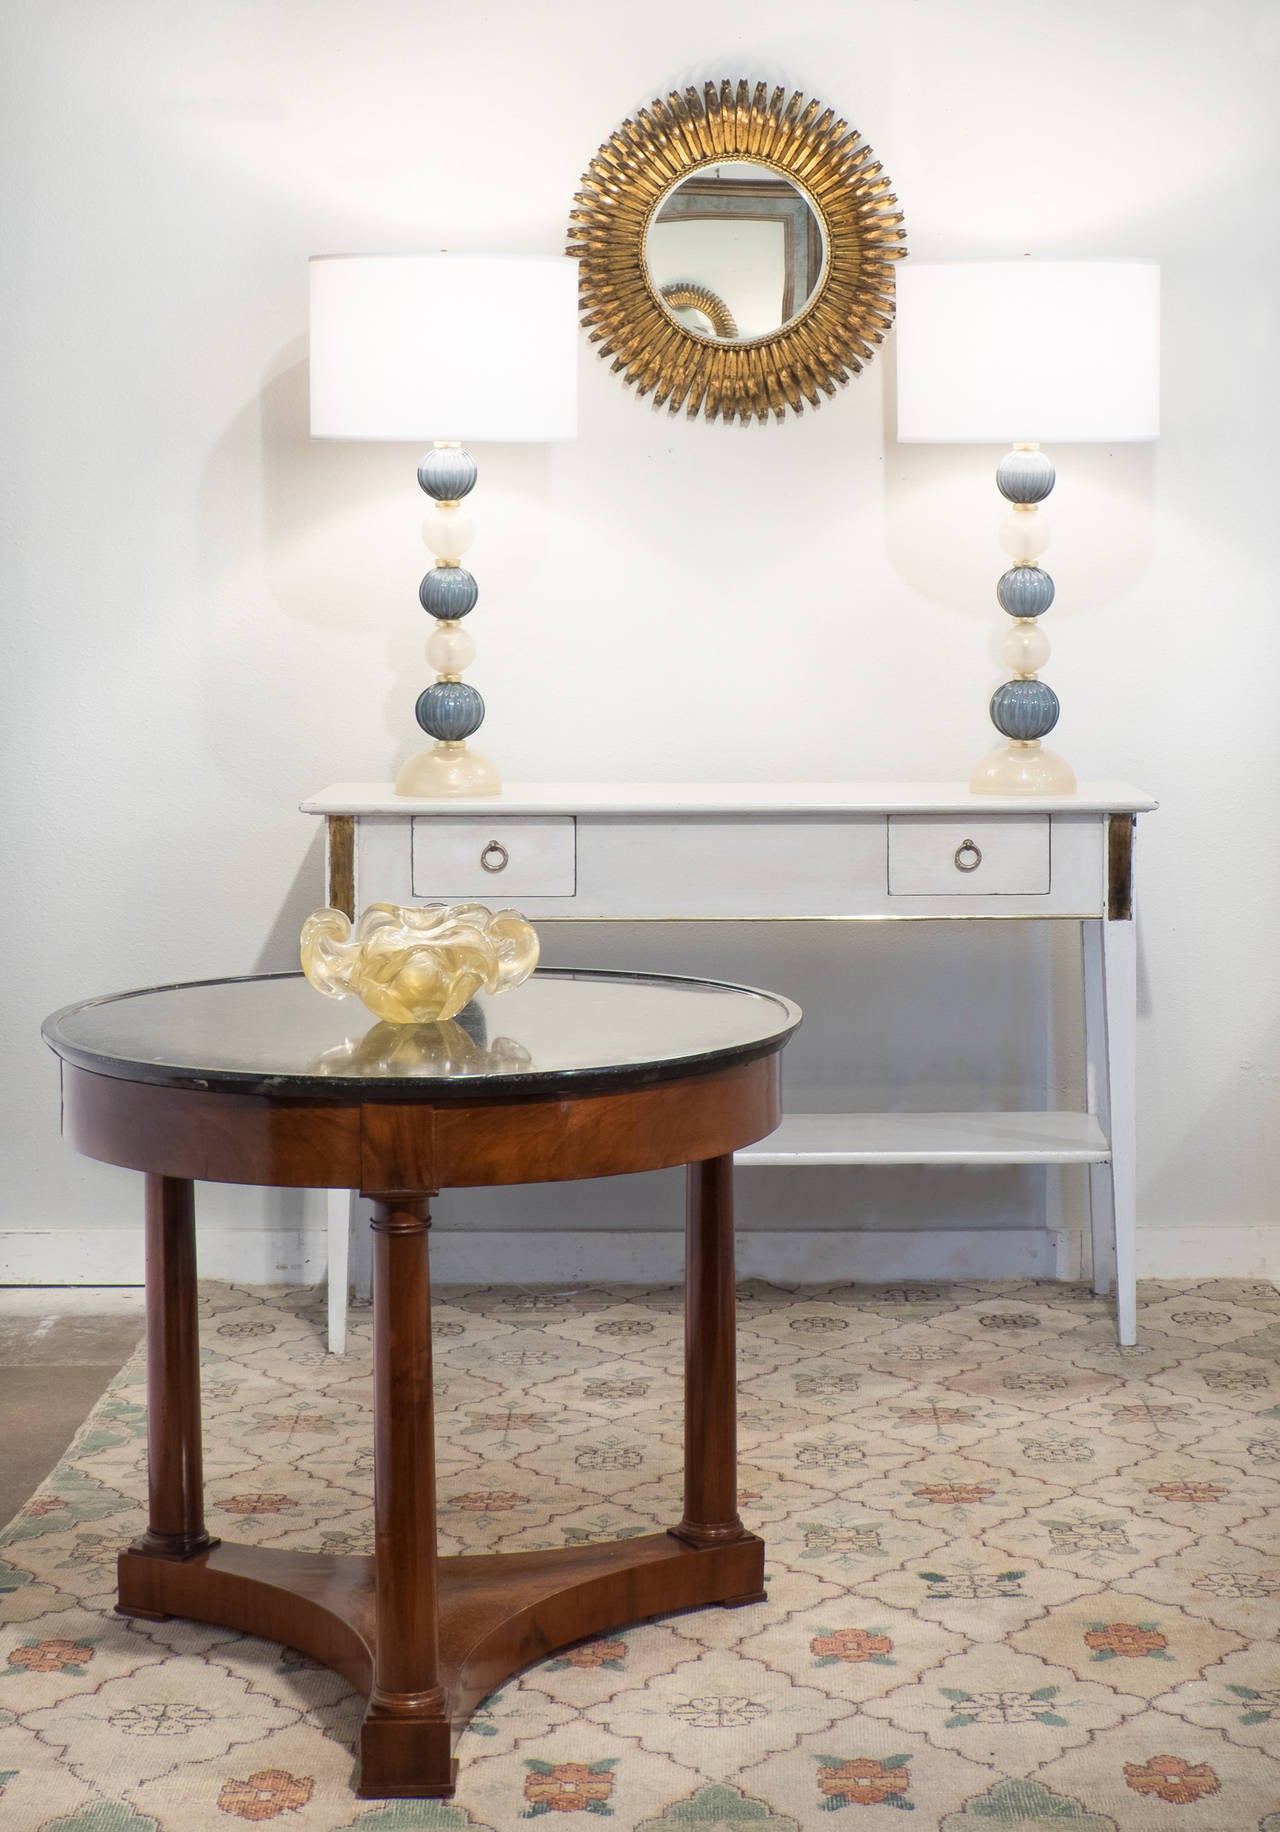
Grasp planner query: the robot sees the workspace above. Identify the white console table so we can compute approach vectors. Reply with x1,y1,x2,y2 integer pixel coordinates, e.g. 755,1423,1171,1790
303,782,1155,1346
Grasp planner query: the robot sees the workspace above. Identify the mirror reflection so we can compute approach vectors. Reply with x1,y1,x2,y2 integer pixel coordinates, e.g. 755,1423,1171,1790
645,162,827,343
310,1008,535,1078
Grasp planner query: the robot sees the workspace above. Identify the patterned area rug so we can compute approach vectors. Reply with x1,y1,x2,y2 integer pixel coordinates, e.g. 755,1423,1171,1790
2,1277,1280,1831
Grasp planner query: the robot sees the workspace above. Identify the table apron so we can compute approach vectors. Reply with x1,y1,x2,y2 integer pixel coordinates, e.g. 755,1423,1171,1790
59,1056,783,1189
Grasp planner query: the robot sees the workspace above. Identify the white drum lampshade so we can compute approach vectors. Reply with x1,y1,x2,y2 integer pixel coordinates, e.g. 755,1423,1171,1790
895,260,1160,794
308,254,580,797
896,261,1159,445
309,254,579,443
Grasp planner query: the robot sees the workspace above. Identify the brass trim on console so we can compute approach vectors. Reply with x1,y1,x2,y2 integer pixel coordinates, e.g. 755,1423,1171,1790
1107,815,1135,921
327,815,356,919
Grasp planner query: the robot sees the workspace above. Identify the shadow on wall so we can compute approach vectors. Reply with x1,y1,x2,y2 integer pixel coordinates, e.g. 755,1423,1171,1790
196,339,406,792
254,823,326,976
212,341,564,788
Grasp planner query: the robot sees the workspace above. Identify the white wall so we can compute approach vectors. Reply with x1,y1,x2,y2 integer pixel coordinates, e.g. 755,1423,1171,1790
3,0,1278,1282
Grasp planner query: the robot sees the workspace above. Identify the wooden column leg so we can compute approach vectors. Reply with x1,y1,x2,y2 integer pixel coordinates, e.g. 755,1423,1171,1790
360,1194,455,1799
131,1174,216,1563
676,1156,754,1573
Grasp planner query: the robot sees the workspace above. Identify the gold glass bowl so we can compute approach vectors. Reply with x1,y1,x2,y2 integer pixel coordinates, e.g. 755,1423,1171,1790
300,901,539,1024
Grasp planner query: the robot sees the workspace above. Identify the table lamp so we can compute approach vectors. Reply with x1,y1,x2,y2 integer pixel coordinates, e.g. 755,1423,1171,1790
309,254,579,796
895,260,1160,794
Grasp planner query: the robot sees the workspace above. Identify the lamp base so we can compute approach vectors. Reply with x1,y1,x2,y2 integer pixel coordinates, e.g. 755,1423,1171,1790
971,740,1076,796
395,742,501,798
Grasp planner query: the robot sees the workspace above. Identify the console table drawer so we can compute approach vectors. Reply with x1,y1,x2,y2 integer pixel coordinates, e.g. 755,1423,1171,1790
411,817,576,899
888,814,1051,896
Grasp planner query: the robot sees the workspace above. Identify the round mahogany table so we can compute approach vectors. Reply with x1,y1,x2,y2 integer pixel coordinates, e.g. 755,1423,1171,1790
43,968,801,1799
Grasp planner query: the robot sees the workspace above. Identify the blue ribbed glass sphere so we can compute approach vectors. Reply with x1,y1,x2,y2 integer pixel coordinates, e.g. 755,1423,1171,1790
990,678,1060,741
415,680,485,741
997,566,1055,618
419,567,478,621
996,449,1055,504
417,447,477,501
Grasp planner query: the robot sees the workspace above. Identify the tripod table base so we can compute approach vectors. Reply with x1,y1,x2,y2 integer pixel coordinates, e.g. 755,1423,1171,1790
118,1528,765,1798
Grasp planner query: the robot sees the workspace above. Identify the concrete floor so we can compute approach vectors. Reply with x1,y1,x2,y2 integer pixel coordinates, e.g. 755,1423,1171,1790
0,1288,145,1528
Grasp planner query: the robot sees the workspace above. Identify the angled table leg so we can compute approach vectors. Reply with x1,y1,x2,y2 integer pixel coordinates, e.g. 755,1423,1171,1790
1101,919,1138,1347
359,1194,455,1798
1083,910,1139,1347
1082,921,1118,1303
676,1155,764,1603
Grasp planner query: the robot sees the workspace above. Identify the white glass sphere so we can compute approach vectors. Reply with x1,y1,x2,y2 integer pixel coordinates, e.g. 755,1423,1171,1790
395,744,500,797
972,742,1076,795
426,621,476,674
1001,619,1051,674
423,503,474,561
998,508,1050,562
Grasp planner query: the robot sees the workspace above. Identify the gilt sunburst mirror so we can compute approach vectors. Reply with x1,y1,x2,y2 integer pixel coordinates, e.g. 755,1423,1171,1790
567,79,907,424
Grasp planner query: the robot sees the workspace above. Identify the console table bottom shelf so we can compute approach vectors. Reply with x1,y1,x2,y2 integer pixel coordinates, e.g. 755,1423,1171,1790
736,1111,1111,1166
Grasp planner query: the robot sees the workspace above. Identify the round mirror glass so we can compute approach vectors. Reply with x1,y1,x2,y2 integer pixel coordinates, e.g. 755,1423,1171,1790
644,161,827,343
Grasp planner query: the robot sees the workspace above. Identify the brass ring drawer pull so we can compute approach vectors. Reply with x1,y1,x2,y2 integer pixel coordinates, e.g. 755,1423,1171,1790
480,841,509,874
954,839,982,874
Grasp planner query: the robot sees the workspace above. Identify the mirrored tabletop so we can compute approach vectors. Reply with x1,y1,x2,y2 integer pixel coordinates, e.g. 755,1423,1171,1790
43,969,802,1100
